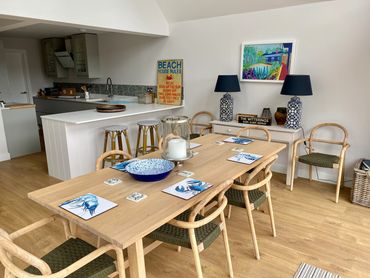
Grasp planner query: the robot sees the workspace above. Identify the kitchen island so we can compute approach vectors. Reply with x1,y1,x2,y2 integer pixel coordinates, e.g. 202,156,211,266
42,102,183,180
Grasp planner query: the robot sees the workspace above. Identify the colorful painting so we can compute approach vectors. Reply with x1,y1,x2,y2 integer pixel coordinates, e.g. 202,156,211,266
240,41,295,82
157,59,183,105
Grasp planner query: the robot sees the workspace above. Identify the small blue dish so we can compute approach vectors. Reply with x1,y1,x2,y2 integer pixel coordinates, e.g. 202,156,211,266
125,158,175,182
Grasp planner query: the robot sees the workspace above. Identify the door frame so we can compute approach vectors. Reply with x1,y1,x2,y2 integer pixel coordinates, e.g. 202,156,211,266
4,49,33,103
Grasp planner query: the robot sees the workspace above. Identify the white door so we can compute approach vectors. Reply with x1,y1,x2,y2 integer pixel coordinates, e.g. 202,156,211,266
3,50,32,103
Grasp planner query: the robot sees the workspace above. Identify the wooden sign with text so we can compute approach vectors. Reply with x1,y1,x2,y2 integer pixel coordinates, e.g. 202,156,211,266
157,59,183,105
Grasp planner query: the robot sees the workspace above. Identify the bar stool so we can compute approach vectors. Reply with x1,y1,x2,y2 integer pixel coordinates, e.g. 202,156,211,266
135,120,161,157
102,125,132,167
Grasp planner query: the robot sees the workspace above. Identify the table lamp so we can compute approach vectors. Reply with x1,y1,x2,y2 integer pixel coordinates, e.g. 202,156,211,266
280,74,313,129
214,75,241,122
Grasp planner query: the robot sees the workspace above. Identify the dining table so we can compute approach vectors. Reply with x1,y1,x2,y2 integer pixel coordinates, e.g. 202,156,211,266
28,133,286,278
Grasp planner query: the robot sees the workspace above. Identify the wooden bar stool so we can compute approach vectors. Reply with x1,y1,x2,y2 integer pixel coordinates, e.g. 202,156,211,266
102,125,132,167
135,120,161,157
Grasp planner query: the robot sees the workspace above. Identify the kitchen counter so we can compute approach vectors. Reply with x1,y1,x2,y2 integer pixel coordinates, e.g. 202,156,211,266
33,95,138,126
3,103,36,109
42,103,183,124
42,102,183,180
34,94,137,104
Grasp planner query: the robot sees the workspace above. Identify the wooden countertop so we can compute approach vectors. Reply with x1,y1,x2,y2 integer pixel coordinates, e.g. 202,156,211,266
3,103,36,110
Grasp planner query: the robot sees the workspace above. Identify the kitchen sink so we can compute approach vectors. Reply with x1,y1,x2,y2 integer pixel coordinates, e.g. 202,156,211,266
85,98,105,102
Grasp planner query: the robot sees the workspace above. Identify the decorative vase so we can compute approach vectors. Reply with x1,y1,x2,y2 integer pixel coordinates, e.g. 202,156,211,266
285,96,302,129
160,116,192,163
261,108,272,119
274,107,287,125
220,93,233,122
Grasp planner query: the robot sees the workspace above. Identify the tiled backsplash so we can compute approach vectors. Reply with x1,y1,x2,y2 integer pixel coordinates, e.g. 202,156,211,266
53,82,156,97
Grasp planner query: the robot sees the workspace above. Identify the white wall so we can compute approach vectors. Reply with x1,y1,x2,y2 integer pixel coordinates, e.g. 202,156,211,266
0,0,169,36
0,37,52,98
95,0,370,183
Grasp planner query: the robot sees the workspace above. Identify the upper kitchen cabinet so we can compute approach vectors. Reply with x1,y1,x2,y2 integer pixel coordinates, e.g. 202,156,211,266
41,38,67,78
71,33,100,78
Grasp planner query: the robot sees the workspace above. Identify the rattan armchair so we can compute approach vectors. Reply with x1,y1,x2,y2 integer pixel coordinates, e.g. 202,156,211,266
189,111,215,139
96,150,133,171
236,125,271,142
290,123,350,203
148,179,234,278
0,215,125,278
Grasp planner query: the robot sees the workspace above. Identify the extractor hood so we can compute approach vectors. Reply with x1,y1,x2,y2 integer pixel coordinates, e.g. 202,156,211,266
54,51,74,68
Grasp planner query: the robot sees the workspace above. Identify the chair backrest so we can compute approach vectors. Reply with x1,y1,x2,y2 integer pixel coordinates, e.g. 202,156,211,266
189,179,233,223
190,111,215,134
96,150,132,170
308,123,348,146
237,126,271,142
231,155,278,193
0,229,52,277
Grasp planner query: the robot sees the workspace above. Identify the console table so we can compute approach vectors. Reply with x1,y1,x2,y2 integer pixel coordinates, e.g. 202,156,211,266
210,120,302,186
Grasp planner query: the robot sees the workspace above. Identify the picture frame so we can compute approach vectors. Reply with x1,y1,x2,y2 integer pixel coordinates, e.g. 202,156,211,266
240,40,296,83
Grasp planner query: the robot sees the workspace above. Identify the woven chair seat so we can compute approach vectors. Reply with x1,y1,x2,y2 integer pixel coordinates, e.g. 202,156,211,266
225,187,266,209
148,210,221,250
104,125,128,132
298,152,339,168
190,133,201,140
137,119,160,126
25,238,116,278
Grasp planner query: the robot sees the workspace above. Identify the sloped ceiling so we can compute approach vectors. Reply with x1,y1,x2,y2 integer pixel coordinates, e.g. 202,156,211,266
155,0,332,22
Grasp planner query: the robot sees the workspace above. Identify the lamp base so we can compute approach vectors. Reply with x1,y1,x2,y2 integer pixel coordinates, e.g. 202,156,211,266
284,96,302,129
220,93,233,121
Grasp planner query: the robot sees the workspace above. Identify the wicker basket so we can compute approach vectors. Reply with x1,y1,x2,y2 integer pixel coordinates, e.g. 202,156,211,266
351,160,370,207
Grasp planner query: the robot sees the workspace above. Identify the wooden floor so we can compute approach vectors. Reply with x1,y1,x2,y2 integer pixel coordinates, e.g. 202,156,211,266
1,153,370,278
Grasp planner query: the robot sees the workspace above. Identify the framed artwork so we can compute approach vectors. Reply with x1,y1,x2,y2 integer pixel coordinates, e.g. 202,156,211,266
240,40,295,82
157,59,183,105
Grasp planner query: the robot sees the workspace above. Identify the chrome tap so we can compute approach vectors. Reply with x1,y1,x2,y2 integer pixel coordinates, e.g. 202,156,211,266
106,77,113,98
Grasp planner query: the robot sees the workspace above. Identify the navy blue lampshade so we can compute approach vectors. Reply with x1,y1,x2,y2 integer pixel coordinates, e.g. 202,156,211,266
214,75,241,93
281,75,313,96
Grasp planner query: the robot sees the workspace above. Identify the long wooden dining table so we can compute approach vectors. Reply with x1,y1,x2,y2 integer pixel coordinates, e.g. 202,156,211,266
28,133,286,278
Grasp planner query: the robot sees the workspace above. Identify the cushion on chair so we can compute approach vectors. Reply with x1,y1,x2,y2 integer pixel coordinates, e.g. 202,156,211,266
25,238,116,278
298,152,340,168
190,133,200,140
225,187,266,209
148,210,221,250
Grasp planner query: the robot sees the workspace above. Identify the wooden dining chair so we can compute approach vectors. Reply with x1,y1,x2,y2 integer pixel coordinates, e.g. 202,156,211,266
0,215,125,278
234,125,272,185
148,179,234,278
189,111,215,139
225,155,278,260
290,123,350,203
96,150,133,170
236,125,271,142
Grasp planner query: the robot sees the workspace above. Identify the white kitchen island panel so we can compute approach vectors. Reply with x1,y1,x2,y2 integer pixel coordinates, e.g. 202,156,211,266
42,103,183,180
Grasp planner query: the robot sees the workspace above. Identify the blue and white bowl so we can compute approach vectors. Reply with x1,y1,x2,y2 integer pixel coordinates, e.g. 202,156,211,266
125,158,175,182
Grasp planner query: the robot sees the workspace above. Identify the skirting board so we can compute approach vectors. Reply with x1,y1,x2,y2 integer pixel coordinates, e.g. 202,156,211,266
0,152,10,162
272,163,352,188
